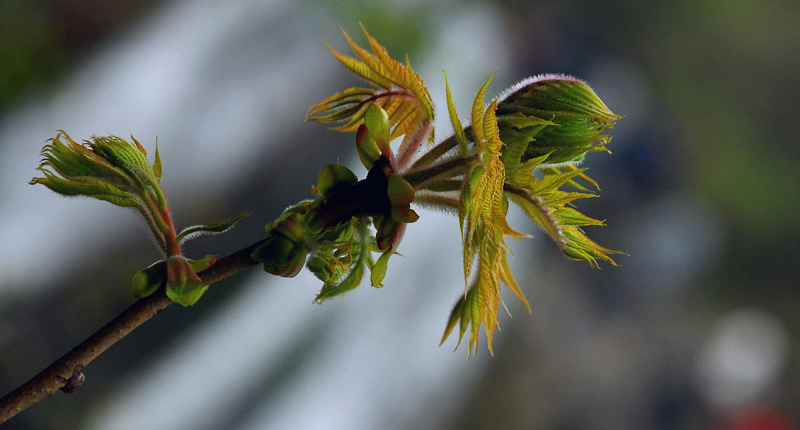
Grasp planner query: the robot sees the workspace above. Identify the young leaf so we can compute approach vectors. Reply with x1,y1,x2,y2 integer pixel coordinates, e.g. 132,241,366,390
31,132,172,252
176,212,251,244
443,70,468,154
306,25,434,152
314,220,374,303
444,77,529,355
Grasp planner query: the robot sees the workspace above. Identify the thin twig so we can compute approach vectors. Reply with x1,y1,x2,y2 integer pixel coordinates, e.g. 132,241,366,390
0,238,267,424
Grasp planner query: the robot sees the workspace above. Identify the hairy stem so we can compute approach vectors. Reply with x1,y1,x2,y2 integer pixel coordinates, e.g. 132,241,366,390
410,126,475,170
396,119,432,171
403,154,476,189
0,238,267,424
410,133,459,169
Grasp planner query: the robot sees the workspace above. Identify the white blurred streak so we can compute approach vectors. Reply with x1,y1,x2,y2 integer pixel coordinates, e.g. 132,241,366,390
89,212,485,430
0,0,517,429
423,2,510,117
0,0,322,293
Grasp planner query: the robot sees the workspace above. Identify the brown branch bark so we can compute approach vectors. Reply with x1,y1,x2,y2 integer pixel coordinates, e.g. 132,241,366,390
0,238,267,424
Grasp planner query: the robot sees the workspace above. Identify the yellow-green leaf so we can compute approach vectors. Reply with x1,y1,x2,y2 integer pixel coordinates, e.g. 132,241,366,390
307,26,434,149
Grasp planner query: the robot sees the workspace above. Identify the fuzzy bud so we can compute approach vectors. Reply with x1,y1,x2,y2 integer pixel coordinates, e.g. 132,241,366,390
495,75,621,166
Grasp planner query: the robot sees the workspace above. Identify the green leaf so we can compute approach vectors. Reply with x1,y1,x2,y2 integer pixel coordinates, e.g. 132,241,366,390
442,243,525,356
306,87,378,123
153,142,162,181
443,70,468,154
504,172,623,267
176,212,251,244
561,227,624,268
471,74,494,143
552,207,605,227
306,26,434,151
440,295,467,347
314,220,373,303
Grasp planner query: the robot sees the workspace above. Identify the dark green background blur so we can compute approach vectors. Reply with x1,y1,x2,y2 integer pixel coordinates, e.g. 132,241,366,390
1,0,798,429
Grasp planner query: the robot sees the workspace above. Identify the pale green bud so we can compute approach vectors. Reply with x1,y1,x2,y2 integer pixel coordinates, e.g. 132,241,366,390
495,75,621,166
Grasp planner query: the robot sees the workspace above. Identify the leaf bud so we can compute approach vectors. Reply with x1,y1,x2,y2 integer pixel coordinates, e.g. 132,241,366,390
131,260,167,299
165,255,207,306
364,103,391,157
251,232,308,278
356,124,382,170
387,174,419,223
495,75,621,165
317,164,358,197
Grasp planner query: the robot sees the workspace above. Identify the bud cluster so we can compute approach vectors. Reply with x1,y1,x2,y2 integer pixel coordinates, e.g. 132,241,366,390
31,132,246,306
252,103,420,300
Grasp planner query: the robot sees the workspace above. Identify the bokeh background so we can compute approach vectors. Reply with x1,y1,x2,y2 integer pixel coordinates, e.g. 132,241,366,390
2,0,799,429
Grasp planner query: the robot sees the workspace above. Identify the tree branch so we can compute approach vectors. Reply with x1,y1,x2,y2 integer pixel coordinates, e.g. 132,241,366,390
0,238,267,424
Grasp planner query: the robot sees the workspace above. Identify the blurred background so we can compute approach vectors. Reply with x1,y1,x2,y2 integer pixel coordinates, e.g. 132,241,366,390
1,0,799,428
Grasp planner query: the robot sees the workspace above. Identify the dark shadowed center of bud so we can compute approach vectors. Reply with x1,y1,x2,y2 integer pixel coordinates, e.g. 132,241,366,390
312,157,392,229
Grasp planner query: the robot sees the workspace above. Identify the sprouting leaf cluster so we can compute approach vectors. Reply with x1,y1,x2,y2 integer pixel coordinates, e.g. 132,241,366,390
251,101,420,302
259,27,623,354
30,26,623,355
31,132,248,306
31,132,168,247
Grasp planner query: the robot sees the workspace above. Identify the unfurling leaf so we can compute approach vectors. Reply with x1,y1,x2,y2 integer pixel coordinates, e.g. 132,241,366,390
306,25,434,153
35,131,249,307
313,220,375,302
444,76,529,355
495,75,621,166
176,212,251,244
443,71,468,154
30,132,176,254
